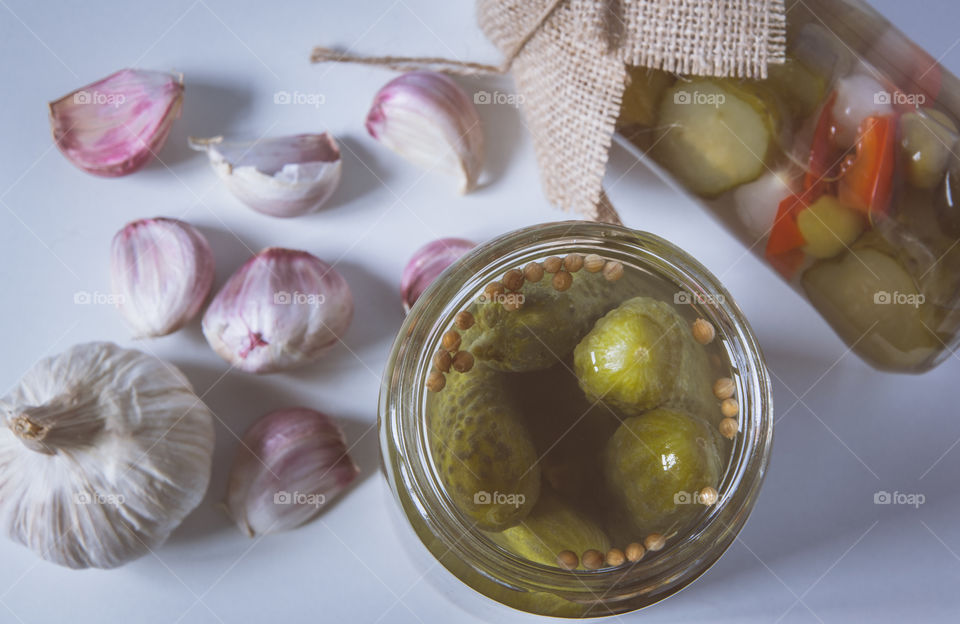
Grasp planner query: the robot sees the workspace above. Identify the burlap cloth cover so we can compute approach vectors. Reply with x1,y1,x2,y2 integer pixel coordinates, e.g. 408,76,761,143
312,0,785,223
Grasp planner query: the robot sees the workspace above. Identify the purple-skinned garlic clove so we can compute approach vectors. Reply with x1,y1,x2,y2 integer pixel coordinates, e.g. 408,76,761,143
110,217,215,338
401,238,475,313
366,71,484,193
225,407,359,537
49,69,184,177
202,247,353,374
189,134,342,218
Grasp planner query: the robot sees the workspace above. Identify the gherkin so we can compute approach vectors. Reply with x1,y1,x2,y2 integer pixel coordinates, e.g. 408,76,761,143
427,361,540,531
573,296,715,419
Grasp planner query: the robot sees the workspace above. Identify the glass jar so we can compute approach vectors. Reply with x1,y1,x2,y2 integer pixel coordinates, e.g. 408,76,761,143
379,222,773,617
617,0,960,373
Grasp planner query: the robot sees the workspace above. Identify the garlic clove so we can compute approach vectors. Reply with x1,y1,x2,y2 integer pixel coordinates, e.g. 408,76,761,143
202,247,353,374
189,134,342,218
366,71,484,193
110,217,215,338
401,237,474,313
49,69,184,177
225,407,359,537
0,342,215,569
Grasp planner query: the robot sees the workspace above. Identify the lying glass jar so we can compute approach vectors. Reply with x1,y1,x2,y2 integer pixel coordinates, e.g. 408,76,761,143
379,222,773,617
617,0,960,373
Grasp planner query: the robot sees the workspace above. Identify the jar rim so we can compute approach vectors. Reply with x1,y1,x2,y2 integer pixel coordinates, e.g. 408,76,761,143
379,221,774,615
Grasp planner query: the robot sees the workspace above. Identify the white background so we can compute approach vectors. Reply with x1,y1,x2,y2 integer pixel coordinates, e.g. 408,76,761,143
1,1,958,622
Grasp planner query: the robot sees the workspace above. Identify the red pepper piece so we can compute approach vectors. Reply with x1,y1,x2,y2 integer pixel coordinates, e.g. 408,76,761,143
804,91,839,197
838,115,895,217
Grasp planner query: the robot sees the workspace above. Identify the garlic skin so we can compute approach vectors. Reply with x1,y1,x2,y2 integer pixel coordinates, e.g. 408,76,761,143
401,237,475,313
110,217,215,338
202,248,353,373
49,69,184,177
0,342,215,569
189,134,342,218
226,407,358,536
366,72,484,193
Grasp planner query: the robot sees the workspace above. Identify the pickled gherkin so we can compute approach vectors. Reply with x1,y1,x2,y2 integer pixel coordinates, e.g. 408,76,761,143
602,408,723,538
427,363,540,531
469,273,616,372
573,297,714,419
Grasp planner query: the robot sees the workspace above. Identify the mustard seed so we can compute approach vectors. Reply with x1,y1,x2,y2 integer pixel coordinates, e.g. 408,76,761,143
426,371,446,392
720,398,739,418
644,533,666,552
625,542,645,562
484,281,505,301
441,330,461,352
582,549,604,570
452,350,474,373
692,318,715,344
433,350,452,372
602,261,624,281
454,310,474,330
712,377,735,400
563,253,584,273
719,417,738,439
523,261,545,283
605,548,626,567
543,256,563,273
584,254,605,273
503,269,524,291
699,486,718,505
552,270,573,292
557,550,578,570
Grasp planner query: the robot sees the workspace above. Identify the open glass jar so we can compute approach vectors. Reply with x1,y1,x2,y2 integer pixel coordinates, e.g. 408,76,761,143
617,0,960,373
379,222,773,617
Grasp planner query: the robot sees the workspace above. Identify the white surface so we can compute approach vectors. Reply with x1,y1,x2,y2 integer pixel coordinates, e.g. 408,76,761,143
1,1,959,622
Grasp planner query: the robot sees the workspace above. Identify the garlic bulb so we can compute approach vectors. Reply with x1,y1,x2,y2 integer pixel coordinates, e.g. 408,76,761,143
110,217,215,338
225,407,358,536
49,69,184,177
0,342,215,569
366,71,484,193
189,134,342,218
202,248,353,373
401,237,474,312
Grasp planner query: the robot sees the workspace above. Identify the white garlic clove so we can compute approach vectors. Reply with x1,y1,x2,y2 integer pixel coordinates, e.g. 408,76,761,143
226,407,359,537
189,134,342,218
366,71,484,193
202,247,353,373
49,68,184,177
0,342,215,569
110,217,215,338
400,237,475,313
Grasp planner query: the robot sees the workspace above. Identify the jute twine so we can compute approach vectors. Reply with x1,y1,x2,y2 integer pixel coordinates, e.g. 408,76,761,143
312,0,785,224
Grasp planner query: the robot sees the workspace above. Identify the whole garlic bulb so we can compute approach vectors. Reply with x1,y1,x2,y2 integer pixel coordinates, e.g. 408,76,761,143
0,342,215,569
202,248,353,373
110,217,215,338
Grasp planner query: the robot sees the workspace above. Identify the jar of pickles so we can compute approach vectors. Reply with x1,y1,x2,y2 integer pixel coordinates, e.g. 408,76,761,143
617,0,960,372
379,222,773,617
